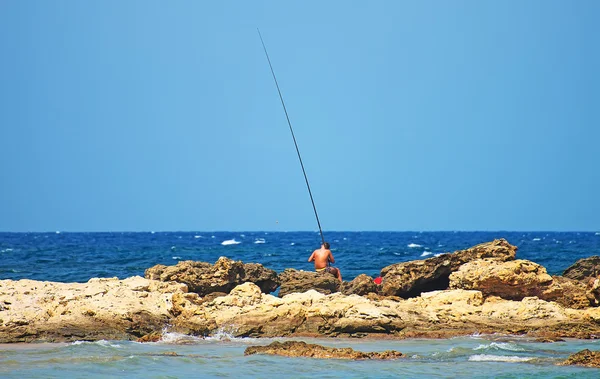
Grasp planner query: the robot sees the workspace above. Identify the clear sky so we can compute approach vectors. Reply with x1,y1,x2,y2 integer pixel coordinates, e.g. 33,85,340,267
0,1,598,232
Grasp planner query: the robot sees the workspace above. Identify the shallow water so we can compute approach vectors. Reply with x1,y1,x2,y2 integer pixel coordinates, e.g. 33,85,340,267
1,335,599,378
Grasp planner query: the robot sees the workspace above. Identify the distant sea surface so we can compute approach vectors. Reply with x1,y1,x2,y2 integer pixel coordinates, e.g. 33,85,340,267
1,231,599,282
2,231,600,378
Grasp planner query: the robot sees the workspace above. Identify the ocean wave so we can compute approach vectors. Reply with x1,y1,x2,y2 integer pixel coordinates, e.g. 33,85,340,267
468,354,532,362
1,248,14,253
434,253,444,257
473,342,525,352
194,235,203,239
221,239,241,246
254,238,266,244
158,332,204,345
532,238,541,241
71,340,122,348
172,256,182,260
408,243,422,248
421,251,433,257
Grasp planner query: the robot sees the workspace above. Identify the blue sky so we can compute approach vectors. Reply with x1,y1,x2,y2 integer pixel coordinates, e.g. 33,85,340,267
0,1,598,232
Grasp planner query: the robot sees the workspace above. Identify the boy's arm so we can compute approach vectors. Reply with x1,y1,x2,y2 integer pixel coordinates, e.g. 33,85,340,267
308,251,315,262
328,251,335,264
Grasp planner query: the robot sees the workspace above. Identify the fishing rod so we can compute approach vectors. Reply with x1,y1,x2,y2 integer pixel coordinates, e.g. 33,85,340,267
257,29,325,246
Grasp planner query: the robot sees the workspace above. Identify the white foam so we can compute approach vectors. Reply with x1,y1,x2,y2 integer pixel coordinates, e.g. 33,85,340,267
434,253,444,257
420,251,433,257
254,238,266,244
150,231,155,234
1,248,13,253
474,342,525,352
194,235,202,239
408,243,422,248
221,239,241,246
532,238,541,241
172,256,182,260
596,232,600,236
56,231,61,234
158,332,204,345
240,234,245,237
468,354,532,362
72,340,121,348
290,242,295,246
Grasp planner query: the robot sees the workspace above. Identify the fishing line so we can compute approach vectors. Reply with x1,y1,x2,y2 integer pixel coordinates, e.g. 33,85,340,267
257,29,325,245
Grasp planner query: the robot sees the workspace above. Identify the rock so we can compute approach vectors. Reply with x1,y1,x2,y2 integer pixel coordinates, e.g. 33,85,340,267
341,274,378,296
0,276,187,343
277,269,340,297
380,239,516,298
137,331,162,343
449,259,591,309
244,341,403,360
144,257,278,296
541,276,591,309
559,349,600,368
563,256,600,281
449,259,552,300
5,275,600,342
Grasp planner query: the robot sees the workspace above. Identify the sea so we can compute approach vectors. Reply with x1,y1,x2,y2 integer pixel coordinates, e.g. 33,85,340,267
1,231,600,378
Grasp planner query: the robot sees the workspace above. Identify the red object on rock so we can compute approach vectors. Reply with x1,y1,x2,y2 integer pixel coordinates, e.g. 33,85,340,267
374,276,382,285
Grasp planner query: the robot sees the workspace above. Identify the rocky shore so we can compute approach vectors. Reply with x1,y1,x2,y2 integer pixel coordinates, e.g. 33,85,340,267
2,239,600,344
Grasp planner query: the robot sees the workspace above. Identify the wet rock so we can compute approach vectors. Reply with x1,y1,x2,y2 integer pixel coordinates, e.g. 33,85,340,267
144,257,278,296
563,256,600,282
244,341,403,360
137,331,162,343
341,274,378,296
559,349,600,367
449,259,591,309
277,269,341,297
380,239,516,298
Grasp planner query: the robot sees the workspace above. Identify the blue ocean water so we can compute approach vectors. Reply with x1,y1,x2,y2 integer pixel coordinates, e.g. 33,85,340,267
1,231,599,282
2,231,600,378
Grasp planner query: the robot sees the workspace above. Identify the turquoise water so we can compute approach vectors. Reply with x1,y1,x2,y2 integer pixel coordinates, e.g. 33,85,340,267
1,334,599,378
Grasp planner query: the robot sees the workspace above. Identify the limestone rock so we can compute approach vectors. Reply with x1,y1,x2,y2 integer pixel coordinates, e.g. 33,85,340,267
560,349,600,368
449,259,591,309
144,257,278,296
449,259,553,300
244,341,403,359
563,256,600,281
341,274,378,296
380,239,516,298
0,276,187,343
277,269,340,297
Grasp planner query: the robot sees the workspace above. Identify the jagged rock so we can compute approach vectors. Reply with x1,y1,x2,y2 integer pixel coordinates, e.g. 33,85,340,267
277,269,340,297
244,341,403,359
0,276,186,343
541,276,591,309
144,257,278,296
560,349,600,367
137,331,162,343
5,275,600,343
380,239,516,298
449,259,591,309
341,274,378,296
563,256,600,281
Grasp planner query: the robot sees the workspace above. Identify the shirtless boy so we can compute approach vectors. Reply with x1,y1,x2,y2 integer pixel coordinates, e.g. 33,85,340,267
308,242,342,282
